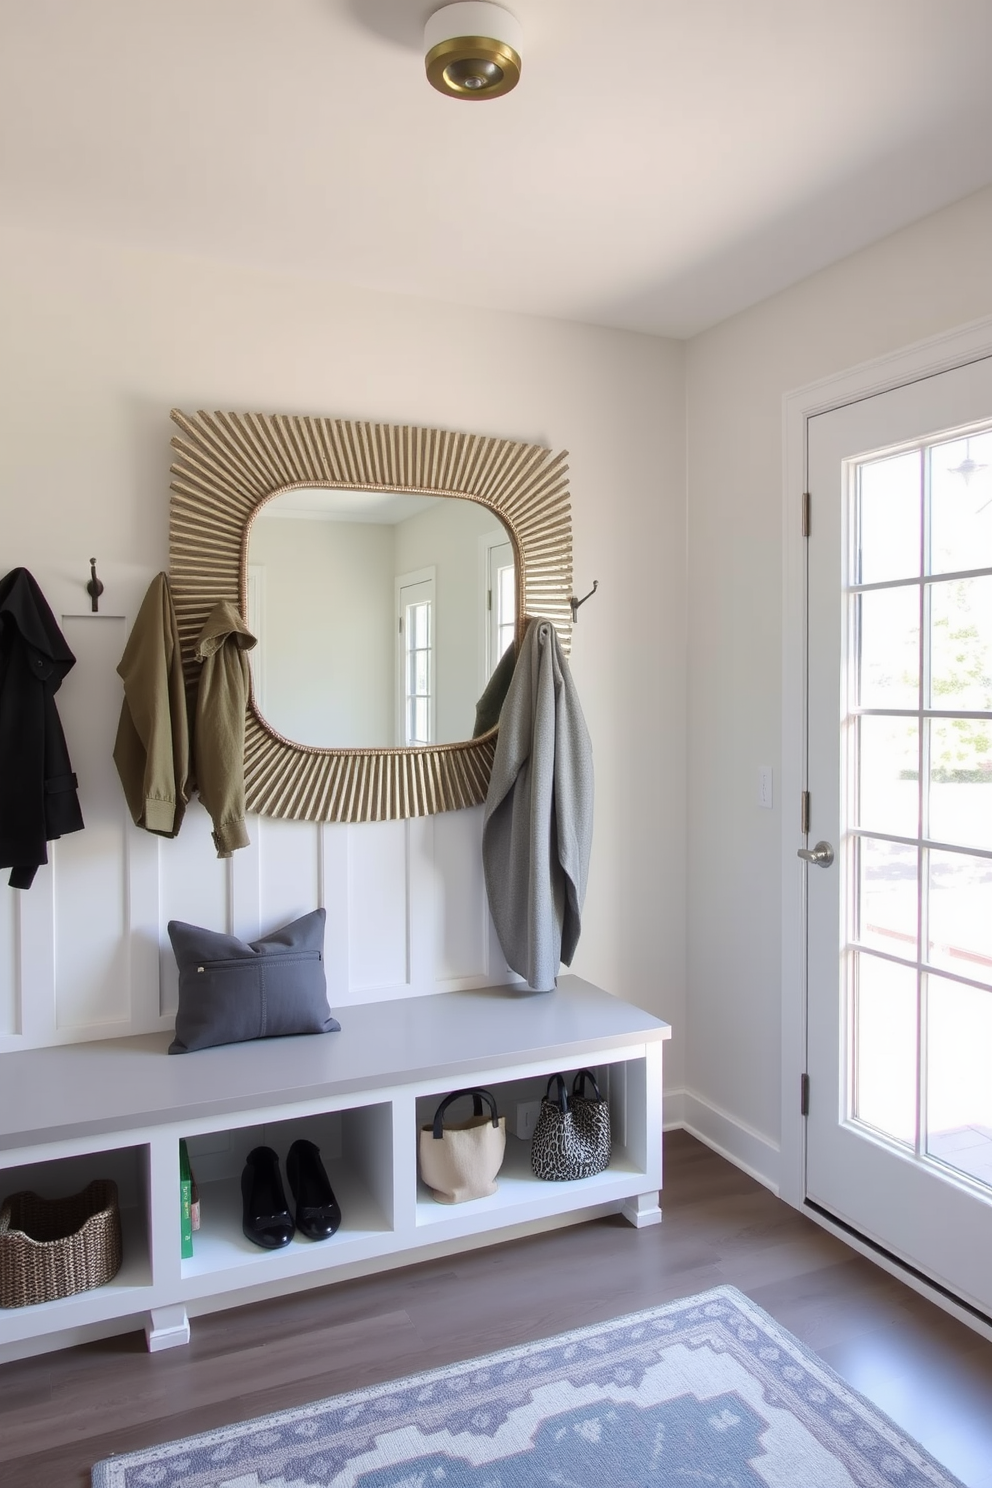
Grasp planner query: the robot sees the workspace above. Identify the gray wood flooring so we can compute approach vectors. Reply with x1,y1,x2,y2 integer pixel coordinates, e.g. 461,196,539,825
2,1131,991,1486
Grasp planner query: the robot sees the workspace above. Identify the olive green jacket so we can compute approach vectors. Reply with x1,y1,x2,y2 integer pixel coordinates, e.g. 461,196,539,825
113,573,190,837
193,600,257,858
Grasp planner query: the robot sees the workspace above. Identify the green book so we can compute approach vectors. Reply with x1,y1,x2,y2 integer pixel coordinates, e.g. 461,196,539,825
179,1138,193,1259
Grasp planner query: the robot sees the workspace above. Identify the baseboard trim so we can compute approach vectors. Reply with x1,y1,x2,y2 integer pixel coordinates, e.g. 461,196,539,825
679,1091,781,1195
662,1088,685,1131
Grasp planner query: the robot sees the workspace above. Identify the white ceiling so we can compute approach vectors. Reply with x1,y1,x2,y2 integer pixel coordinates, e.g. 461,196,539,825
3,0,992,337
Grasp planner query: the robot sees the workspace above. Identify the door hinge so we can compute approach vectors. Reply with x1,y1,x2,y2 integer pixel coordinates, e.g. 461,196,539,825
802,491,811,537
800,790,810,835
800,1072,810,1116
487,588,493,611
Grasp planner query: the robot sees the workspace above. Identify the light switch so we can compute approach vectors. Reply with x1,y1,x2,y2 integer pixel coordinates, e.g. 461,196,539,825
757,766,773,809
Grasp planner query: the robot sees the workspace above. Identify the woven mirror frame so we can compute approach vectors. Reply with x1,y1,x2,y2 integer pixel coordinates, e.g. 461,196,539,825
169,410,572,823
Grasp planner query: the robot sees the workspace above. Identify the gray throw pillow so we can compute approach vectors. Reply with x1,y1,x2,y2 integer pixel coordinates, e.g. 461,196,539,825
167,908,340,1054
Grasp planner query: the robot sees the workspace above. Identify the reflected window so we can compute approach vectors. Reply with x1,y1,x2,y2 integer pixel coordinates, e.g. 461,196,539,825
398,573,435,745
488,540,515,677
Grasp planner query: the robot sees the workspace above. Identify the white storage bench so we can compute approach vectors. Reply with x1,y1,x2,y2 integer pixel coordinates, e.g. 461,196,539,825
0,975,670,1362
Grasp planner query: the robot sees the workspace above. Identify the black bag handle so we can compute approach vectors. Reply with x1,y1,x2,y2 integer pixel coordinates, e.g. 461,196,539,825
572,1068,602,1102
544,1073,569,1113
431,1088,499,1139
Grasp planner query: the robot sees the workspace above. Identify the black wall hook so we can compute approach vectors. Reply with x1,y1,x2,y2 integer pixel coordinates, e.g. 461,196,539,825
87,558,104,613
569,580,599,624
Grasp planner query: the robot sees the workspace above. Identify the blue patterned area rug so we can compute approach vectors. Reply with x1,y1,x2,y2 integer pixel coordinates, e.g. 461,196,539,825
92,1285,963,1487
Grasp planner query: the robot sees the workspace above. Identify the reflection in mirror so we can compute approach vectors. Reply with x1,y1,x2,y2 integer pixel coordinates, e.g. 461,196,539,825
247,487,515,749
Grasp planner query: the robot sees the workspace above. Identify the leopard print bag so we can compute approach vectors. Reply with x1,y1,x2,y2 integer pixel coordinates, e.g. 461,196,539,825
531,1069,611,1181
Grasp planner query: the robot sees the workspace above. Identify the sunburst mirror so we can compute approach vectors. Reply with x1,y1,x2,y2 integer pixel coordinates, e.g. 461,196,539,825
169,411,572,823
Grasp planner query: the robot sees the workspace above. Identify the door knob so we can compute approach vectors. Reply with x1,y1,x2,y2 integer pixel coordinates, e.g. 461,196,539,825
797,840,834,868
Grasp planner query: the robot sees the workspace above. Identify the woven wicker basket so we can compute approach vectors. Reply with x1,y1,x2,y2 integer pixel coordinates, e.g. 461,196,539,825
0,1179,123,1308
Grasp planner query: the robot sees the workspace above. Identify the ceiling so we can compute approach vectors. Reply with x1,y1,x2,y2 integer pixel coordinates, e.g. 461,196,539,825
3,0,992,337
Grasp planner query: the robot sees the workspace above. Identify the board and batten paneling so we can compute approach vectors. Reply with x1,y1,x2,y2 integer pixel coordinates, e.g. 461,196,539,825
0,874,16,1037
54,615,131,1031
0,566,514,1054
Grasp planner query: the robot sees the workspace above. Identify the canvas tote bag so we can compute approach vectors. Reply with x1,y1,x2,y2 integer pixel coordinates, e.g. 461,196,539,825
419,1089,506,1204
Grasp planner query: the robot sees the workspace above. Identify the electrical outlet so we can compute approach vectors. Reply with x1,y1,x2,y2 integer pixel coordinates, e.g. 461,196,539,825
757,766,773,809
514,1100,542,1140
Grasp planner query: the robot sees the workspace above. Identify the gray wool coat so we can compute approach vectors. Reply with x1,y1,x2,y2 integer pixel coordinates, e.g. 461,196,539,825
482,618,593,991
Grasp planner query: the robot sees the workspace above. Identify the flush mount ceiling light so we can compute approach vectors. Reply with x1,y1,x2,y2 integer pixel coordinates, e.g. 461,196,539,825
425,2,522,100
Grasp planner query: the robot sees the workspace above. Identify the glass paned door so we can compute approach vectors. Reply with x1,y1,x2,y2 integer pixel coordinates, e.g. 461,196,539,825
850,433,992,1179
805,357,992,1317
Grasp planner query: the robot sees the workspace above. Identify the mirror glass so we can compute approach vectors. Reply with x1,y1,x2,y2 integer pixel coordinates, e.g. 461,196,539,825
247,486,516,749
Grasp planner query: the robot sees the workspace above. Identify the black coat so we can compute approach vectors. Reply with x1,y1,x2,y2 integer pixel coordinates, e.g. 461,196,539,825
0,568,84,888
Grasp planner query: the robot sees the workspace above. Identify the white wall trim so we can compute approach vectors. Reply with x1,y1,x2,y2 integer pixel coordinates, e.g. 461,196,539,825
779,310,992,1211
681,1090,781,1195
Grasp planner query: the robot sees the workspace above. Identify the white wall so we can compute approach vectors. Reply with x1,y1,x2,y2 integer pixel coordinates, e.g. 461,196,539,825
685,184,992,1182
0,221,687,1088
250,516,395,747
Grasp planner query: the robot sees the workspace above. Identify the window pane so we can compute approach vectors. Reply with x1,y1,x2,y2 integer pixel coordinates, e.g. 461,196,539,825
497,564,515,628
927,850,992,988
854,953,917,1146
414,697,429,744
408,601,430,650
414,650,429,696
928,718,992,850
857,587,919,709
857,715,918,837
929,431,992,576
928,576,992,712
857,450,921,584
927,975,992,1190
856,838,917,958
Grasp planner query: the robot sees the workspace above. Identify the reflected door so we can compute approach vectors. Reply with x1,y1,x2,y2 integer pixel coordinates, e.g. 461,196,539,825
397,574,435,746
487,539,515,676
805,357,992,1316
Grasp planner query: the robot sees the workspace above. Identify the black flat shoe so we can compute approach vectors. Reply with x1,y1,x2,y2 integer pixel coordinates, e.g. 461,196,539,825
286,1139,342,1241
241,1146,295,1249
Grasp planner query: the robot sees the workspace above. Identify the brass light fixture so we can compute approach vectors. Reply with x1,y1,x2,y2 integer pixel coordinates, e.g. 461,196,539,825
425,2,522,100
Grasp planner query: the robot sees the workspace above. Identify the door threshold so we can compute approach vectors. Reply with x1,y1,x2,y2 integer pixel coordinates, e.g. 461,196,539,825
804,1199,992,1344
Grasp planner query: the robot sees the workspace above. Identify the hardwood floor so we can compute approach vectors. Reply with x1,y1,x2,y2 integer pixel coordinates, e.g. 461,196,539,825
3,1130,992,1486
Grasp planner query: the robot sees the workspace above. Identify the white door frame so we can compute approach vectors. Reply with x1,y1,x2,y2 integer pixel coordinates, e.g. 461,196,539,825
780,311,992,1212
